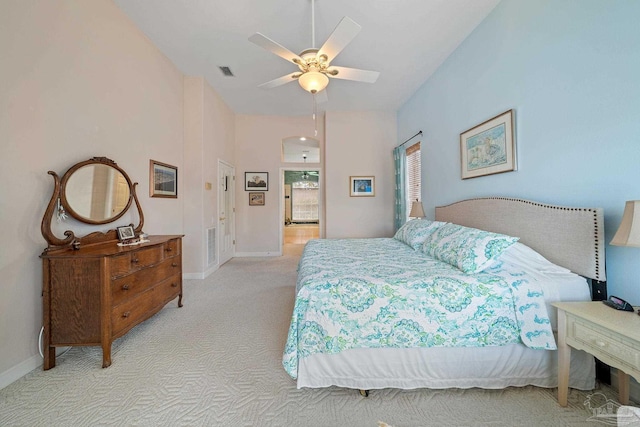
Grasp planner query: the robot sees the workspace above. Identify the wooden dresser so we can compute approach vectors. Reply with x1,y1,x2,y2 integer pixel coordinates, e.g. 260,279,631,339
41,235,183,369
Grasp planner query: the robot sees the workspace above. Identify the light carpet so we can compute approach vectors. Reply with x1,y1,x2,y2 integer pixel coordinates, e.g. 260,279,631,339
0,245,624,426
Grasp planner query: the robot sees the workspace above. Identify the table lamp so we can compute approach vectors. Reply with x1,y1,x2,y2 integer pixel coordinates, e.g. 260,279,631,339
611,200,640,247
409,200,425,219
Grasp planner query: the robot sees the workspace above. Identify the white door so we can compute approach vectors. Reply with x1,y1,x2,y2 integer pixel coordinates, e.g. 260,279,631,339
218,161,235,265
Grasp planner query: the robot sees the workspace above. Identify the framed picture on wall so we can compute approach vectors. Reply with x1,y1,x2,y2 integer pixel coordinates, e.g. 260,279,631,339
350,176,375,197
460,109,516,179
249,192,265,206
150,160,178,198
245,172,268,191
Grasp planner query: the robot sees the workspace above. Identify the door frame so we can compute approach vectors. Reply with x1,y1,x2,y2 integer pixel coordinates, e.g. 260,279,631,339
279,167,324,253
218,159,236,265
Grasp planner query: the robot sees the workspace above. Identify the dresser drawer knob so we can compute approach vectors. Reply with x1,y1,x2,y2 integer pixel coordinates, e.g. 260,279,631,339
131,258,139,264
122,284,130,291
122,311,130,318
594,340,607,347
172,262,178,267
165,247,173,252
171,283,178,288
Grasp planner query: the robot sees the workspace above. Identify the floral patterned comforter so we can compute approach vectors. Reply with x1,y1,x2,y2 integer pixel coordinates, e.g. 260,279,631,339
283,238,556,379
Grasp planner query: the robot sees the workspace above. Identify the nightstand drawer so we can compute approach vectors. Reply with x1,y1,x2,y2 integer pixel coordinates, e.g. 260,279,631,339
570,318,640,371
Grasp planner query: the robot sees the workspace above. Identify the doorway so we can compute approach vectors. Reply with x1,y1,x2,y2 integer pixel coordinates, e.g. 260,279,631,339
281,169,321,253
218,160,235,266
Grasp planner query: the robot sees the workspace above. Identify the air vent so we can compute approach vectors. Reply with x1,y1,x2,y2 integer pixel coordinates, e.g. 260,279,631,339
207,227,216,266
219,66,234,77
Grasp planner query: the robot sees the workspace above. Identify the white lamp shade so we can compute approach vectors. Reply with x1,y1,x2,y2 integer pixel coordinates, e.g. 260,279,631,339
611,200,640,247
298,71,329,94
409,201,425,218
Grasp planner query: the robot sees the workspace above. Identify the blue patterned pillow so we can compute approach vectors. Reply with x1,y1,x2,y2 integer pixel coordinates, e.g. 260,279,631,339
393,219,446,250
421,223,519,273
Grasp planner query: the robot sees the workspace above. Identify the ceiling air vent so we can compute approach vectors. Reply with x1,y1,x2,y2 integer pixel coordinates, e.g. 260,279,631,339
219,66,234,77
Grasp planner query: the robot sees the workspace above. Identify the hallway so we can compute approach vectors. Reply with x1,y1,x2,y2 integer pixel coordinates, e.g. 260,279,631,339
283,224,319,245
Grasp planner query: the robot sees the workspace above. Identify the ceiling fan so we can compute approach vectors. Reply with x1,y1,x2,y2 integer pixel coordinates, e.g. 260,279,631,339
302,171,319,180
248,0,379,100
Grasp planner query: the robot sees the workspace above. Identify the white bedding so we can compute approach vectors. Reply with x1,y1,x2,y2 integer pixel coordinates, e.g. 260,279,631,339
497,242,592,331
294,242,595,390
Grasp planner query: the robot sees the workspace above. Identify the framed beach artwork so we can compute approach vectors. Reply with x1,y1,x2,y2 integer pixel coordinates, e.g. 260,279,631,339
245,172,268,191
350,176,375,197
249,192,265,206
150,160,178,198
460,110,516,179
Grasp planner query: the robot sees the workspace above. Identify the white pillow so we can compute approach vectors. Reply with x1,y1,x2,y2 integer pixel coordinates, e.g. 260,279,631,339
496,242,571,274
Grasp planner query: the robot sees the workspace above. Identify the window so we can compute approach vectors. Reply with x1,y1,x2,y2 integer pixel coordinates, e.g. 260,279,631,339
405,142,421,220
291,181,319,222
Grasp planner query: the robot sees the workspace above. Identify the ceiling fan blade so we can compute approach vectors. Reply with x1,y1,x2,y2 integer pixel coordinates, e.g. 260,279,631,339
317,17,361,64
326,66,379,83
258,72,300,89
314,89,328,104
249,33,304,65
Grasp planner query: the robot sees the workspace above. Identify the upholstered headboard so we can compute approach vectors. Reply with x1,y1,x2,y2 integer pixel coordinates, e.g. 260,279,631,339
435,197,605,281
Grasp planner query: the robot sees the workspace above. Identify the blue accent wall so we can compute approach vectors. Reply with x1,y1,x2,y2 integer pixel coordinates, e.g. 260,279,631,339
397,0,640,301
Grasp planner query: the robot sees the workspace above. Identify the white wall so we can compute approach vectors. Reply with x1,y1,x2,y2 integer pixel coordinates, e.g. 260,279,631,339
183,77,235,277
0,0,184,384
234,114,324,255
397,0,640,300
325,111,398,238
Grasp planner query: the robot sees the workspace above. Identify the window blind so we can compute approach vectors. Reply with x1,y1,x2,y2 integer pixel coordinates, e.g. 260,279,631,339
406,142,421,217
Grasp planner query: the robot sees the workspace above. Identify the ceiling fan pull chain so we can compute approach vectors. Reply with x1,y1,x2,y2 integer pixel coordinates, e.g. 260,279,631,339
311,0,316,48
312,93,318,136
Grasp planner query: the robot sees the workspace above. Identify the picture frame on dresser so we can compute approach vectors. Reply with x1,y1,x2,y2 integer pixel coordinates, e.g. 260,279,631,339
116,225,135,241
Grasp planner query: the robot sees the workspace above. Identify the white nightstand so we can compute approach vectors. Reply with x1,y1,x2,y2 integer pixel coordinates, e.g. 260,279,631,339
554,301,640,406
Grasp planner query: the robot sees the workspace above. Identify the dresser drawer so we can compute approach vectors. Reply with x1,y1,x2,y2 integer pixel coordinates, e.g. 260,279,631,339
163,239,181,258
570,318,640,372
110,246,164,278
111,257,182,306
111,275,181,336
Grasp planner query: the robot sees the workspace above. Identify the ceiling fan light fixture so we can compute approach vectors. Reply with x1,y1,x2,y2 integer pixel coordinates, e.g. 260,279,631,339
298,71,329,94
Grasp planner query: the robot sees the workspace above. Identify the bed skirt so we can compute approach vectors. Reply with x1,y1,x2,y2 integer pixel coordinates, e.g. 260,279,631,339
297,343,595,391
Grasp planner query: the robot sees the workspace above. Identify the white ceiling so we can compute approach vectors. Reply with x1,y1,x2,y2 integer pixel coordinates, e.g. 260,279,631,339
113,0,500,116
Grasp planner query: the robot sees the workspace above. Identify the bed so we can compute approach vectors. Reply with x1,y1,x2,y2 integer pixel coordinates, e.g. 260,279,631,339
283,197,606,392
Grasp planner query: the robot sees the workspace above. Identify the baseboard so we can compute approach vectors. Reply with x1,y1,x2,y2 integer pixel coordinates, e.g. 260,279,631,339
183,264,220,280
201,264,219,279
1,346,81,390
0,354,41,390
235,252,282,257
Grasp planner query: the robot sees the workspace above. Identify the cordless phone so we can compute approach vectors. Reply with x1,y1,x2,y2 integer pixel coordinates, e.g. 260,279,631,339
602,295,634,312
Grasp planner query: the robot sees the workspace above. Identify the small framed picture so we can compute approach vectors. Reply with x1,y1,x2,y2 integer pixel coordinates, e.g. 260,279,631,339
249,192,265,206
350,176,375,197
150,160,178,198
460,109,516,179
116,225,136,241
245,172,268,191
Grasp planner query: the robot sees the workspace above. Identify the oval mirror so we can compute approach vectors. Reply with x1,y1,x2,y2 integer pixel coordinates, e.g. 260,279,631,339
61,160,133,224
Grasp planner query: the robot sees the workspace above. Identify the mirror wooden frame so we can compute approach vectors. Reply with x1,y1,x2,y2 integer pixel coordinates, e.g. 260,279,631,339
41,157,144,251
